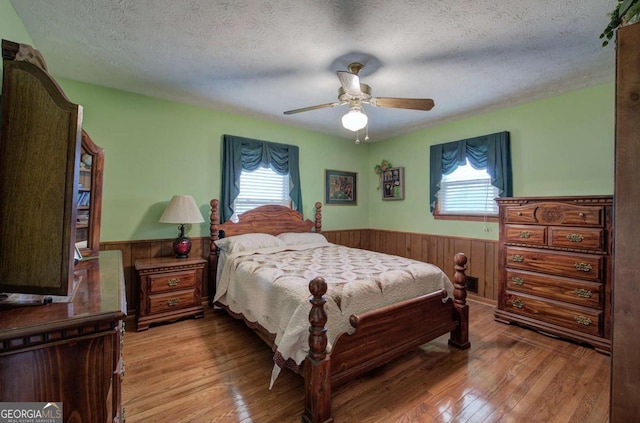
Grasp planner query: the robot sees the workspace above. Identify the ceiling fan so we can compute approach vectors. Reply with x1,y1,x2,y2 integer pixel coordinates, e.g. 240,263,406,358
283,62,435,135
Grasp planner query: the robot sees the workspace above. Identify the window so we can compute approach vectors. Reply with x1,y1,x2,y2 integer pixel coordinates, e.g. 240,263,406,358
221,135,302,222
233,166,290,219
429,131,512,221
437,159,499,216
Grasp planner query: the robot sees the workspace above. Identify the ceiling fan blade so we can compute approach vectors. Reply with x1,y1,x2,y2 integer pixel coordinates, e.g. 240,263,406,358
283,102,341,115
371,97,435,111
336,71,362,96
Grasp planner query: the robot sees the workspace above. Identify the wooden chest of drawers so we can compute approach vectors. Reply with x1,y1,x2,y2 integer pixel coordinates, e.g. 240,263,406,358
494,196,613,353
135,256,206,331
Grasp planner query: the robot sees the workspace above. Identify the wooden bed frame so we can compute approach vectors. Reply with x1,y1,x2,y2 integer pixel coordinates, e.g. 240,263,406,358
208,199,470,423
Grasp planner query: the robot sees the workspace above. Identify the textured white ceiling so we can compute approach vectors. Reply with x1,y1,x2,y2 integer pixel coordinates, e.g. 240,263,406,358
10,0,617,141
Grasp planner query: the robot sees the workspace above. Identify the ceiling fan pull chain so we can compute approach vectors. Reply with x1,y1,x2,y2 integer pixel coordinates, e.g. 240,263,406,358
355,129,361,144
365,123,370,142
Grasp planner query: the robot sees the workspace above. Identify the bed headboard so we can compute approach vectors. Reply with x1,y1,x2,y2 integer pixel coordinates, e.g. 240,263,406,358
209,199,321,241
208,199,322,303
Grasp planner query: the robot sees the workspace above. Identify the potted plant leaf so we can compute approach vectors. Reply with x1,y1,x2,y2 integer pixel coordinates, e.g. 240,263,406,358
601,0,640,46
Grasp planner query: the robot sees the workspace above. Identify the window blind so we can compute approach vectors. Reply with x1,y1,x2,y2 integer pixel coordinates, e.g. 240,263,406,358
438,177,499,215
234,167,290,216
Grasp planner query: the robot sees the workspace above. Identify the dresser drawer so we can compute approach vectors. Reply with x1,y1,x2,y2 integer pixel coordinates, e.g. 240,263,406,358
534,203,604,226
504,292,602,336
505,247,603,281
149,290,197,314
504,204,538,223
548,226,605,251
505,269,602,308
505,224,546,245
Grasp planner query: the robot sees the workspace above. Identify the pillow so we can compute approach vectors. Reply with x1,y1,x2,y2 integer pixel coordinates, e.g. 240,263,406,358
277,232,328,246
214,233,285,253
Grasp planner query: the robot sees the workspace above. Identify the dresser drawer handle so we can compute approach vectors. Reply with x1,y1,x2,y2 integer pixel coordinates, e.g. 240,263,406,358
511,276,525,286
167,278,180,287
574,288,593,298
511,254,524,263
519,231,532,239
574,262,592,272
167,298,180,306
566,233,584,242
511,299,524,309
578,212,586,218
574,315,592,326
517,212,523,216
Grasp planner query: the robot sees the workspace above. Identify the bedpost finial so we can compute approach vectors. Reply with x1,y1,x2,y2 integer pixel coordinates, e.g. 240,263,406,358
455,252,467,268
314,202,323,233
453,252,468,305
309,277,327,297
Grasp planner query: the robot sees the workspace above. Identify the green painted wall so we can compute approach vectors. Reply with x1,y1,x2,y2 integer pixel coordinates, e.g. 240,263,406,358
0,0,32,45
368,83,615,240
57,79,370,241
0,0,34,85
2,5,616,243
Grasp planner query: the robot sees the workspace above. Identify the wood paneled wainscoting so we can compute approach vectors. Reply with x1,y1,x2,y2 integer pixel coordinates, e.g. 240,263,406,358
323,229,500,303
103,230,498,324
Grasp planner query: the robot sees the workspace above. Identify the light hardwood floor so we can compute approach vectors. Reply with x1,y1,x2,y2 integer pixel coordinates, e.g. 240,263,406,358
122,301,610,422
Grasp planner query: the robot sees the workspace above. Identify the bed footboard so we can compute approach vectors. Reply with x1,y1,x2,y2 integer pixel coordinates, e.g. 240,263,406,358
302,253,469,423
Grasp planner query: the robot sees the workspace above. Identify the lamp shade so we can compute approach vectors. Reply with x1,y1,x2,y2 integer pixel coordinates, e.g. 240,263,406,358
342,107,368,131
159,195,204,224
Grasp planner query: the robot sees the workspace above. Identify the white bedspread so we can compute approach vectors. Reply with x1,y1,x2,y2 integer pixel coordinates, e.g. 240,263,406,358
214,242,454,387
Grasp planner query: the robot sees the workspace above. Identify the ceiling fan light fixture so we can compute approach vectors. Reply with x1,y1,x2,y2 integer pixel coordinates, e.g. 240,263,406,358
342,106,368,131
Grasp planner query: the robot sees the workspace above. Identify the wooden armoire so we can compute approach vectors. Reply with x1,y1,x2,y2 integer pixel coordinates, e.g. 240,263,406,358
0,40,126,422
611,22,640,422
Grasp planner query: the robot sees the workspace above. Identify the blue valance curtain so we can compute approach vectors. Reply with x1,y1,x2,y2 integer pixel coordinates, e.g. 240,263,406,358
429,131,512,212
220,134,302,222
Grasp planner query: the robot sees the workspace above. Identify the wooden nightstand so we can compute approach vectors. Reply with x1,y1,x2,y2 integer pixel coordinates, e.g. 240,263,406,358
135,256,206,331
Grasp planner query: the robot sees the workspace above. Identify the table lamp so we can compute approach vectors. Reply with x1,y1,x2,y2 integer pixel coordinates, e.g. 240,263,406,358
159,195,204,258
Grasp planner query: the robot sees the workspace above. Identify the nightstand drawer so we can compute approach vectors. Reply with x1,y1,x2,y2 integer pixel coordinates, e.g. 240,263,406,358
149,270,196,293
505,269,602,308
149,290,196,314
504,292,602,336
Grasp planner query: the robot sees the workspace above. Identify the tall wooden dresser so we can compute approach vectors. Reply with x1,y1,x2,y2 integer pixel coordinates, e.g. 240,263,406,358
494,196,613,353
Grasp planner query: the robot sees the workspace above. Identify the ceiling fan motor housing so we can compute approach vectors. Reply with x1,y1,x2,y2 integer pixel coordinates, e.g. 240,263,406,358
338,84,372,104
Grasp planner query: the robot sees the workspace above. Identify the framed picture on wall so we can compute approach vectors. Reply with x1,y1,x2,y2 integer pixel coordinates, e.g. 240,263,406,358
325,169,357,205
382,166,404,200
